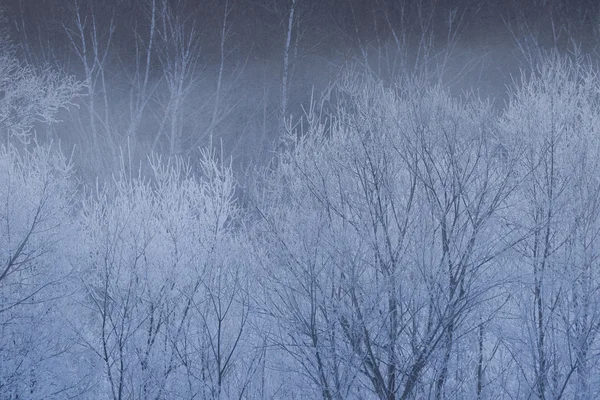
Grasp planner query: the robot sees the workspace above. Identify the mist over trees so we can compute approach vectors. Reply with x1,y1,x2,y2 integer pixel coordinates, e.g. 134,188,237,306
2,0,600,399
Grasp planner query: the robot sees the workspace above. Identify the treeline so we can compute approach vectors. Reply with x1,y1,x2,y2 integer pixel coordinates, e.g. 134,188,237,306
3,40,600,398
3,1,600,399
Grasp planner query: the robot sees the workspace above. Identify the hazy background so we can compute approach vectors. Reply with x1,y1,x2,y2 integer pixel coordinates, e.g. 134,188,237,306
4,0,600,182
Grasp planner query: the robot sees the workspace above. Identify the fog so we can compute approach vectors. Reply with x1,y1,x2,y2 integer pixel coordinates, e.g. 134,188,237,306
2,1,600,399
5,0,596,180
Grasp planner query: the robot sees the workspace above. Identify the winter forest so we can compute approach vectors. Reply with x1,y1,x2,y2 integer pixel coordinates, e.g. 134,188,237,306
3,0,600,398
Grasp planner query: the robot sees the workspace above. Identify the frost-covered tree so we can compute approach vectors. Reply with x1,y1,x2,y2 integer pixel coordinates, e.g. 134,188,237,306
498,53,600,399
0,14,85,398
79,150,256,399
0,12,81,144
0,145,82,399
253,74,518,399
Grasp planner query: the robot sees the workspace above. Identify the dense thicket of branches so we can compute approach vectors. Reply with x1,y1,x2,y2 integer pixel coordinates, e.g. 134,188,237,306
3,1,600,399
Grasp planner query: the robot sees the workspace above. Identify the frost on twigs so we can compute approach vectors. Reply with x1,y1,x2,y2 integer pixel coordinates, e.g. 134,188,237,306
0,143,80,399
77,149,250,399
0,27,82,143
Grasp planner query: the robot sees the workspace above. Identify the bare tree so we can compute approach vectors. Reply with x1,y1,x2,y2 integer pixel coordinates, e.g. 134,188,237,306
153,0,201,156
0,145,81,399
0,26,83,397
80,150,255,399
0,19,81,144
500,52,600,399
63,0,115,166
254,73,519,399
